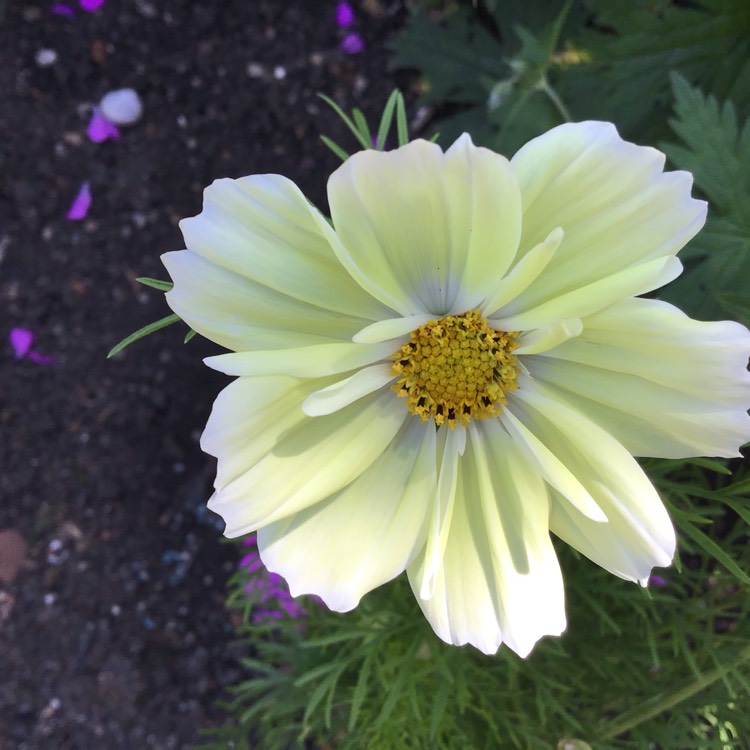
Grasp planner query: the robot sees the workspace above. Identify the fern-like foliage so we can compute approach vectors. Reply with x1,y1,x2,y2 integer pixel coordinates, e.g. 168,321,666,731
658,73,750,320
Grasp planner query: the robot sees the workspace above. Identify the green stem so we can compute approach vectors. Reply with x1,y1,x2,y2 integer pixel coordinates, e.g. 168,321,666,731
598,642,750,741
540,78,572,122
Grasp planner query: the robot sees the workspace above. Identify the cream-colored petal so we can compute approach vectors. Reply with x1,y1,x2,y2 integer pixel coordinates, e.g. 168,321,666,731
507,121,706,313
513,318,582,356
162,250,366,352
207,387,407,536
327,135,522,316
257,417,437,611
492,255,681,331
352,314,432,344
204,340,395,377
302,364,395,416
526,297,750,457
201,376,319,490
481,227,563,317
501,406,606,522
414,426,465,600
179,174,392,321
509,385,676,579
408,421,566,657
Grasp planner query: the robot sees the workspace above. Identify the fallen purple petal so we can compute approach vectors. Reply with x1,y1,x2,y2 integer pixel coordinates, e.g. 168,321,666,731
335,1,354,28
87,108,120,143
66,182,92,220
9,328,55,365
27,351,57,365
79,0,105,11
340,32,365,55
10,328,34,359
51,3,75,16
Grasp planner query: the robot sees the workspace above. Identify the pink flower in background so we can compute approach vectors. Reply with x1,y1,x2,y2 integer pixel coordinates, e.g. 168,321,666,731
240,536,313,621
66,182,92,220
340,31,365,55
87,108,120,143
335,1,355,28
79,0,105,11
9,328,55,365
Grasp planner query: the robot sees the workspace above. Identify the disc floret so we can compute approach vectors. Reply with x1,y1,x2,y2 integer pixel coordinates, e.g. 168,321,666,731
391,310,520,428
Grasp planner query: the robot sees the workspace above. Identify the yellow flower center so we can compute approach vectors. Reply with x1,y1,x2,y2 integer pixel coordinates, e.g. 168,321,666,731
390,310,520,428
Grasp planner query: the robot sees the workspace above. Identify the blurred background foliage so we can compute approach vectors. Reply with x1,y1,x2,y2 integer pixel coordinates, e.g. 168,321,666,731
203,1,750,748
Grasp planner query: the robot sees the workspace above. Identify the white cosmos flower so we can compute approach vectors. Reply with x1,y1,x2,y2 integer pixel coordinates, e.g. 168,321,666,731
162,121,750,657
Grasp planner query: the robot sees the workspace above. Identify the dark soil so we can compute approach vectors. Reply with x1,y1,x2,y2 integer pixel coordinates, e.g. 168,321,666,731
0,2,406,747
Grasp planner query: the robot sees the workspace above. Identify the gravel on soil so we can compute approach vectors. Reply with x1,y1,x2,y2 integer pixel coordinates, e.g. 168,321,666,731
0,2,407,747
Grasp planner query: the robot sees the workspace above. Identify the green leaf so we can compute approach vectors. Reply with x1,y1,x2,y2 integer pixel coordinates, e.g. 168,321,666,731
351,107,372,145
107,313,181,358
677,519,750,585
184,328,197,343
395,91,409,146
317,93,371,151
375,90,399,150
319,134,350,162
137,277,173,291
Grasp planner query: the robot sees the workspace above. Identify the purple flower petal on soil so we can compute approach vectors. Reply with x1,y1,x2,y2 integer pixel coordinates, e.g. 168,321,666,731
335,1,354,28
66,182,92,220
27,351,57,365
51,3,75,16
87,108,120,143
340,32,365,55
79,0,105,11
10,328,34,359
9,328,55,365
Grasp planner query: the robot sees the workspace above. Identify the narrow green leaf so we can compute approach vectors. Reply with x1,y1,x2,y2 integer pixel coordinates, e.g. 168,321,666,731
348,651,374,731
319,134,350,162
722,499,750,529
688,457,732,475
375,89,399,150
678,519,750,584
717,476,750,497
395,91,409,146
137,276,173,291
107,313,181,358
428,679,451,742
184,329,197,343
317,93,371,150
351,107,372,145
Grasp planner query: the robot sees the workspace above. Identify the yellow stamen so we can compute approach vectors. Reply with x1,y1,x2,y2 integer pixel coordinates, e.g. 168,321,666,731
390,310,520,428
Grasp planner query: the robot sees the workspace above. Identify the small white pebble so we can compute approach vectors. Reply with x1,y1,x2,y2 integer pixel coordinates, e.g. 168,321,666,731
100,88,143,125
35,49,58,67
43,593,56,606
110,604,122,616
273,65,287,81
246,62,264,78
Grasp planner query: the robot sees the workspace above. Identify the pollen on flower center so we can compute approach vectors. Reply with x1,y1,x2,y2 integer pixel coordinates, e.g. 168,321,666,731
390,310,520,428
